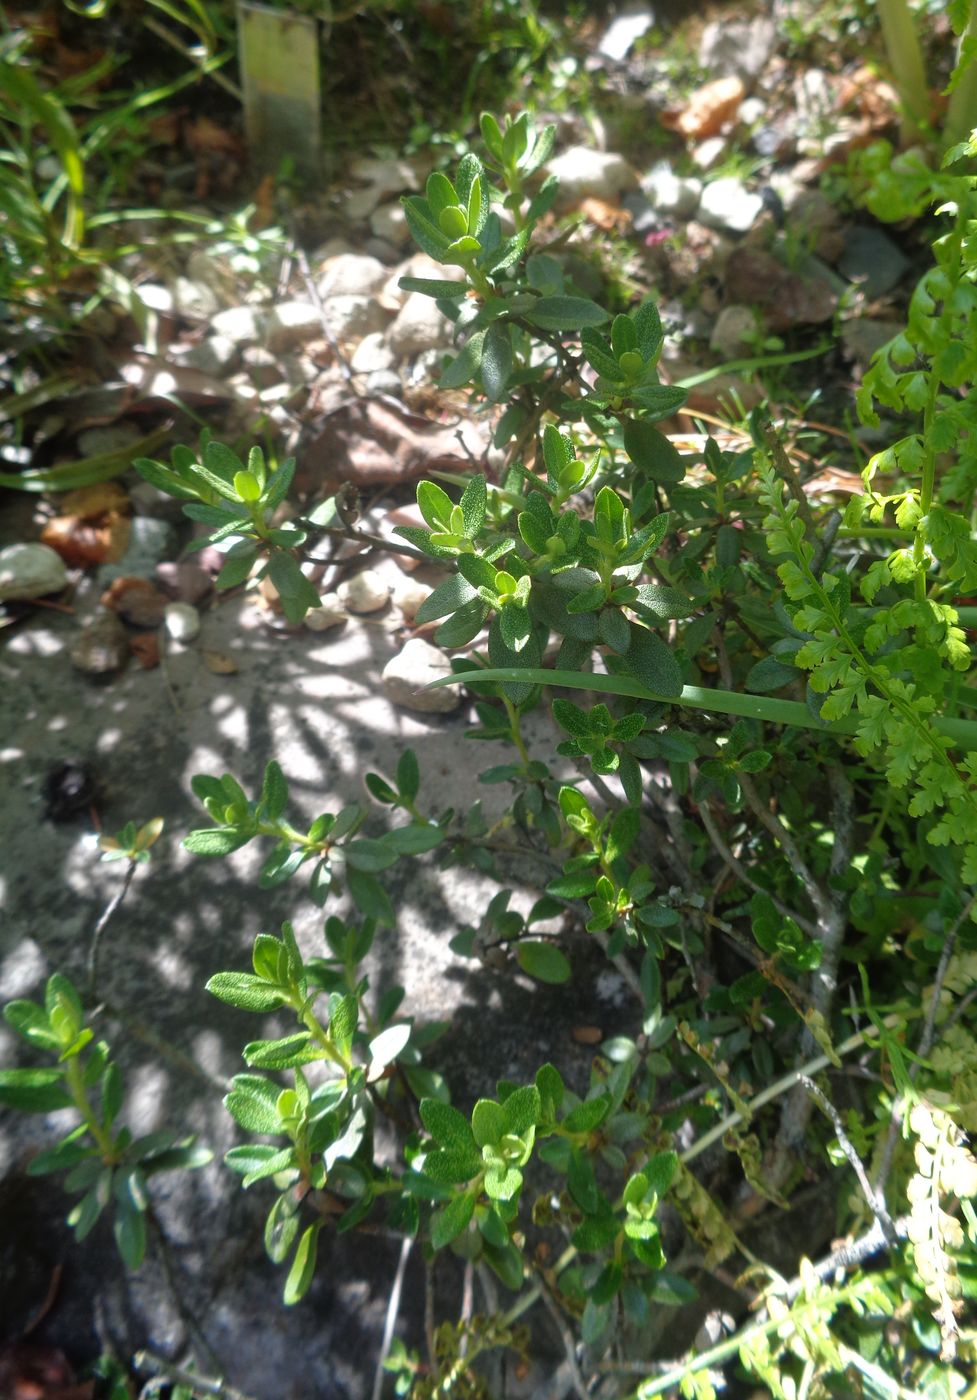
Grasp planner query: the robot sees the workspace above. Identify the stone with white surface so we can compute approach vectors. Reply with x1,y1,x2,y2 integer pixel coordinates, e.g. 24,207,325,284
598,6,654,61
691,136,731,172
304,592,348,631
698,177,764,234
545,147,638,203
266,301,322,351
391,575,432,620
699,15,775,83
211,306,266,346
351,332,396,374
366,370,402,396
173,277,219,320
164,602,201,642
349,156,419,196
369,202,411,248
322,295,388,344
641,163,702,219
337,569,390,614
180,334,239,376
387,294,453,357
382,638,460,713
318,253,389,299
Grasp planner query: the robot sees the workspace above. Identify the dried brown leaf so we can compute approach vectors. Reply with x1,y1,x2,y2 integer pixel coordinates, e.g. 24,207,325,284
666,76,745,140
201,649,239,674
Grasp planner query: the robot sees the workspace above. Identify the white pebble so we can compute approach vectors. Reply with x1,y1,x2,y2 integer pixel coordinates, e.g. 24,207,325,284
304,592,348,632
382,638,460,713
337,569,390,614
391,576,431,620
164,602,201,641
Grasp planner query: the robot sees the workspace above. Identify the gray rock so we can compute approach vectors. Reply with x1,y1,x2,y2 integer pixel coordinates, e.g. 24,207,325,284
210,306,266,346
786,188,846,262
344,187,383,221
70,612,129,674
351,332,396,375
0,543,68,602
322,295,388,344
369,202,411,248
242,345,283,388
621,191,659,233
278,353,319,387
348,155,419,196
318,253,389,299
640,162,702,220
382,638,461,713
794,68,835,132
366,369,402,396
698,177,764,234
387,293,453,357
545,147,638,203
842,318,904,367
839,226,910,299
662,299,713,341
99,517,174,584
265,301,322,352
364,237,401,264
186,248,238,301
709,304,759,358
699,15,775,84
180,334,239,376
752,119,797,160
311,235,355,261
173,276,219,320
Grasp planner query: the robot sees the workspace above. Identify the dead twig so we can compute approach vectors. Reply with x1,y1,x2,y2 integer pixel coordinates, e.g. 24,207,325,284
135,1350,258,1400
534,1277,589,1400
372,1236,413,1400
294,244,355,384
695,794,817,937
798,1075,897,1243
87,861,137,998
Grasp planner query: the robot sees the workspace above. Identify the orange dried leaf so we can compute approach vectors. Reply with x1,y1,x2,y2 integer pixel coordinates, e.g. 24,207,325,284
40,512,130,568
578,197,631,232
571,1025,603,1045
201,649,239,674
672,76,745,139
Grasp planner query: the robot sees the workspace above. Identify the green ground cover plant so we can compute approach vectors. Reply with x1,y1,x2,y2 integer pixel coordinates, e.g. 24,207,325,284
4,80,977,1400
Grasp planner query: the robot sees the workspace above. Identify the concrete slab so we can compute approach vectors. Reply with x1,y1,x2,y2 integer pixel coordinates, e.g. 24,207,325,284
0,573,630,1395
